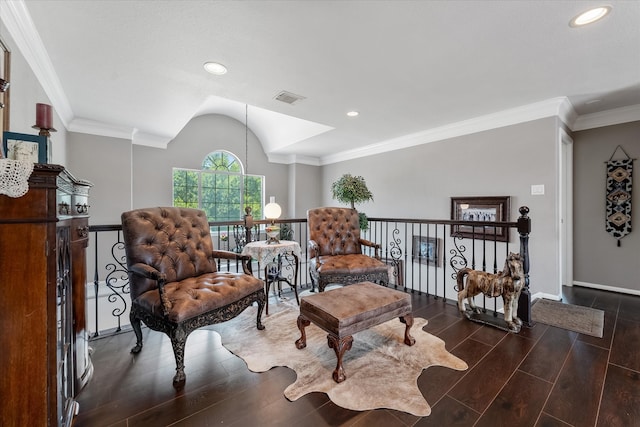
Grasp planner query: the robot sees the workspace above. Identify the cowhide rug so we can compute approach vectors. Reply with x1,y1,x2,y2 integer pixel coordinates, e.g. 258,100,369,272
209,301,467,416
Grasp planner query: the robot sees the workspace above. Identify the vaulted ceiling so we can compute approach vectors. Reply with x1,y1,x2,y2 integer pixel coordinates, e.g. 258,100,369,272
3,1,640,165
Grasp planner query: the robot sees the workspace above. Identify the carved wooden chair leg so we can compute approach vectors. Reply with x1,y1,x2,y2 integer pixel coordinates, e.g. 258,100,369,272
264,265,273,316
130,312,144,354
255,292,266,329
169,326,188,388
319,279,328,293
295,315,310,349
308,271,318,293
327,334,353,383
400,314,415,346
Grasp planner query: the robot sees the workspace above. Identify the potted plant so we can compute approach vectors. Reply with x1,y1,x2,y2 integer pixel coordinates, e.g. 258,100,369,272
331,174,373,230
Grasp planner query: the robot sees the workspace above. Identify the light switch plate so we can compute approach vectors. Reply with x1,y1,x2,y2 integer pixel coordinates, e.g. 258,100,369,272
531,184,545,195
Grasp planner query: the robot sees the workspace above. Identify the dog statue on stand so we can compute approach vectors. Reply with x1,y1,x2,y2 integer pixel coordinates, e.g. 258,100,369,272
456,252,525,332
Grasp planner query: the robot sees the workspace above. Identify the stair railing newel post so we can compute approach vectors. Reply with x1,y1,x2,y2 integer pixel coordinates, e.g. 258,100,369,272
516,206,533,327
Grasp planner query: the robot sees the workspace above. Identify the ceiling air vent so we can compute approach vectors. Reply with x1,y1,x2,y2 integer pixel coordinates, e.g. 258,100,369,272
274,90,306,105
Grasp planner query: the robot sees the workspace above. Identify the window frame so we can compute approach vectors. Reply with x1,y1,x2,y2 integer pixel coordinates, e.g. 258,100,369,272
172,151,265,222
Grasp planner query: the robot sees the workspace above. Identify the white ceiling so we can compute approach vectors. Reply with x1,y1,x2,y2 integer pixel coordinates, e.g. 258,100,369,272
3,0,640,165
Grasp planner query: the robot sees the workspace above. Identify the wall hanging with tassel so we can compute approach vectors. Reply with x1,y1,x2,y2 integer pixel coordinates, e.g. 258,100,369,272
605,145,633,246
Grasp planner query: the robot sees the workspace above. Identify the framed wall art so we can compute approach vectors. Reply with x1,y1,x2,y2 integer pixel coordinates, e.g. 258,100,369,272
2,131,47,163
451,196,511,242
412,235,441,267
0,36,11,148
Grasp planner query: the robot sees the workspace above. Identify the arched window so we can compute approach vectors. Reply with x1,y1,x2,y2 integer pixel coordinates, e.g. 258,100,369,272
202,150,242,172
172,150,264,221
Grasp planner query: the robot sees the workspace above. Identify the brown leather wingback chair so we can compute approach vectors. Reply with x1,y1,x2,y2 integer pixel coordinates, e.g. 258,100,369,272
307,207,389,292
121,207,265,387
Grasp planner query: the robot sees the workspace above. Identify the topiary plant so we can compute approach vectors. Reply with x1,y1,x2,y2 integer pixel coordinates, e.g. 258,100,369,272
331,174,373,230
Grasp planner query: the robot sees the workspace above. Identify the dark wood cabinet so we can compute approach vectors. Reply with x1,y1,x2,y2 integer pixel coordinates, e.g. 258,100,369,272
57,168,93,393
0,164,92,426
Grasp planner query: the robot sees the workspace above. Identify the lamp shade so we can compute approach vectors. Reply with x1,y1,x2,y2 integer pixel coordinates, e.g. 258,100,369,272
264,196,282,220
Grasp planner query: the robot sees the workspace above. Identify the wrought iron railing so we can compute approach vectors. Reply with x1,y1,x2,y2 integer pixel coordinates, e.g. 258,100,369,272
86,207,531,337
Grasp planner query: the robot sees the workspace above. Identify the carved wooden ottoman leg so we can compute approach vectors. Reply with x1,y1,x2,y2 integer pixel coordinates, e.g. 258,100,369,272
400,314,415,346
327,334,353,383
295,315,310,349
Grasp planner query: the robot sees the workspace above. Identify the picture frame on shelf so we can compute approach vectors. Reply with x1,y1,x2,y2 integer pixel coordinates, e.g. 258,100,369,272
2,131,47,163
412,235,441,267
450,196,511,242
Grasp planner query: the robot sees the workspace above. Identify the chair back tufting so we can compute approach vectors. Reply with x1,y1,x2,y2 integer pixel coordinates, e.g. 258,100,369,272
307,207,362,257
121,207,216,300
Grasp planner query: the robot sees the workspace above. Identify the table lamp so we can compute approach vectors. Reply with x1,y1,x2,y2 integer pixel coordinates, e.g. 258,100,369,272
264,196,282,244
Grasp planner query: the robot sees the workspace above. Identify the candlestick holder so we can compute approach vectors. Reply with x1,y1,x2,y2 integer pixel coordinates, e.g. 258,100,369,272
32,103,56,163
31,127,55,163
31,126,57,137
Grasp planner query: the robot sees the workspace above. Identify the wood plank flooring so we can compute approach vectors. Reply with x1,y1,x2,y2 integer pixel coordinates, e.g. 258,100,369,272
74,285,640,426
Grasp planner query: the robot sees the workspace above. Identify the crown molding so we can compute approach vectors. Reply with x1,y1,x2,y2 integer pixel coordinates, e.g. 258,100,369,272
557,97,578,128
68,118,133,141
319,97,573,165
132,130,171,149
69,117,175,148
1,0,74,127
267,153,321,166
6,0,636,163
572,104,640,131
4,1,173,147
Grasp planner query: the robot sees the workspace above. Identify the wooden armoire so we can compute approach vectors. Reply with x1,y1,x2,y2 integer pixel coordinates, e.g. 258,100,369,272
0,163,93,426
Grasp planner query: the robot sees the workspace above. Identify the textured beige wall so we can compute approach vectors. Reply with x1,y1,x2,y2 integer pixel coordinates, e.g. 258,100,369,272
67,133,132,225
69,114,295,223
573,121,640,293
321,118,561,298
66,113,640,297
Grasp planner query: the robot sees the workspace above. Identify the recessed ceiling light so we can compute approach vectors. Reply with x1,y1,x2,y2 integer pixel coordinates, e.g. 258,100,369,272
569,6,611,27
204,62,228,75
347,111,359,117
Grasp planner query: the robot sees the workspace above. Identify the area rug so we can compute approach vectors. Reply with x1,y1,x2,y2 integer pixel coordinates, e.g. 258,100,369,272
532,299,604,338
209,302,467,416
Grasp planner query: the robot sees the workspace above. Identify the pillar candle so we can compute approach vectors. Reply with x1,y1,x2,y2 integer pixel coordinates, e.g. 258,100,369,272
35,103,53,129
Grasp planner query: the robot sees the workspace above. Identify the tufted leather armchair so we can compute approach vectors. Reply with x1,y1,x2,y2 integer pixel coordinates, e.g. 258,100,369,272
307,207,389,292
121,207,265,387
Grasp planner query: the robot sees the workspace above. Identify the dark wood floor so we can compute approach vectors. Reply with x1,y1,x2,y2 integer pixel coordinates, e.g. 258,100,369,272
75,285,640,427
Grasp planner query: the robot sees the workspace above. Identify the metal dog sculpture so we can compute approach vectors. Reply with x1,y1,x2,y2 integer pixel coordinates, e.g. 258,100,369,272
456,252,525,332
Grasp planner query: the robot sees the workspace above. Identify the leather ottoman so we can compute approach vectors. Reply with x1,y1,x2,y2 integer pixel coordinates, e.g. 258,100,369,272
295,281,414,383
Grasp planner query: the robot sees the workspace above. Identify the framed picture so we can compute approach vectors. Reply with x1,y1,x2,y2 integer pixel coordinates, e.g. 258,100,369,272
2,131,47,163
0,36,10,149
451,196,510,242
412,236,440,267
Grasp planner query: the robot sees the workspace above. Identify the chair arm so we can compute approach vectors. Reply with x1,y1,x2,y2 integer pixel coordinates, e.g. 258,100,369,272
308,240,320,263
359,238,382,259
129,262,166,282
212,249,255,275
128,263,171,316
